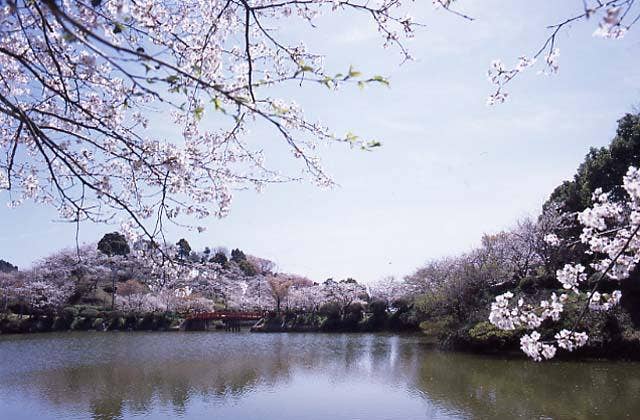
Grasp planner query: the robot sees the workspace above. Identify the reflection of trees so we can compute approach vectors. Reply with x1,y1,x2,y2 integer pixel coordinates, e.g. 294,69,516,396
20,349,292,419
4,333,640,420
412,351,640,419
5,332,418,420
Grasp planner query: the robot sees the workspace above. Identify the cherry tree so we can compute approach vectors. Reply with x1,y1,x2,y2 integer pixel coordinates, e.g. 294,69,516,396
489,166,640,361
486,1,640,105
322,278,367,316
0,270,21,314
0,0,415,243
115,278,147,311
2,0,637,244
288,283,325,312
267,274,293,313
0,268,73,315
23,276,74,312
368,275,406,306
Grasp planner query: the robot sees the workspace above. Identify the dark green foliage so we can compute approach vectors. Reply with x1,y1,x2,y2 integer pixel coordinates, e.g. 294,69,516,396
137,313,156,330
176,238,191,259
0,259,17,273
391,298,410,311
467,322,519,350
62,306,79,319
238,260,257,276
92,318,105,330
98,232,130,310
419,317,457,343
97,232,130,256
52,316,71,331
70,317,92,330
2,317,35,333
230,248,246,262
210,251,228,267
368,300,387,317
107,316,126,331
318,302,341,319
545,113,640,214
80,307,99,318
517,276,536,292
388,305,419,331
202,247,211,262
341,302,364,329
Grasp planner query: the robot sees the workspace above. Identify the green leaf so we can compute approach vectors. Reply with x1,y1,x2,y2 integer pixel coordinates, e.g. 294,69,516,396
213,97,227,114
348,66,362,78
62,30,76,42
346,132,359,142
370,75,390,87
194,106,204,121
322,77,334,89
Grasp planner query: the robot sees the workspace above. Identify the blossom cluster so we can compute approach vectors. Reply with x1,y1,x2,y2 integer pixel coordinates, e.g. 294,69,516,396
593,6,628,39
0,0,417,241
489,291,566,331
487,2,637,105
556,264,587,293
489,166,640,360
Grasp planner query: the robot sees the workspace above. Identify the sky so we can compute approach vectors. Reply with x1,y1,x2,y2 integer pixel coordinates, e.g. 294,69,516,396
1,1,640,283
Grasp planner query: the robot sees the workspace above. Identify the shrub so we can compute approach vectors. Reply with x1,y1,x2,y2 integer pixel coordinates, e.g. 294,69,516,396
137,312,156,330
62,306,79,319
419,316,457,342
368,300,388,317
517,276,536,292
70,317,91,330
92,318,105,330
80,308,99,318
0,318,22,333
34,316,53,332
108,316,125,331
238,260,257,276
468,321,518,348
318,302,340,319
52,316,70,331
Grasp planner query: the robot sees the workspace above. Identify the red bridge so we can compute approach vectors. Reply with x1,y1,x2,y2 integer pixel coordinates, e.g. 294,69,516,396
186,310,266,321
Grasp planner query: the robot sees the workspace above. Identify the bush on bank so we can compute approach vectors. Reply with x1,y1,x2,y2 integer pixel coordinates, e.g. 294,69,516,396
0,305,184,334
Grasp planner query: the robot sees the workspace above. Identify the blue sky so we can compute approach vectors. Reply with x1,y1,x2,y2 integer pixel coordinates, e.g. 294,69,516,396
1,1,639,283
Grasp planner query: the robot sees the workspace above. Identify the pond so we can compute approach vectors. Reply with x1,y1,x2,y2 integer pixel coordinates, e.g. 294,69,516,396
0,332,638,419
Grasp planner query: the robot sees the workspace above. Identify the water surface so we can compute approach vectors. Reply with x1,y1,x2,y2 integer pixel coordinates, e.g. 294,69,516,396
0,332,638,419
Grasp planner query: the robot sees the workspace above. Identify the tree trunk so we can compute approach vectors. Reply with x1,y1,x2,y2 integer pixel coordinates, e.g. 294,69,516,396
111,265,116,310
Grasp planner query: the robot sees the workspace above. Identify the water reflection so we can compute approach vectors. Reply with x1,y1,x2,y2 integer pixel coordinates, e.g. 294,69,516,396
0,332,638,419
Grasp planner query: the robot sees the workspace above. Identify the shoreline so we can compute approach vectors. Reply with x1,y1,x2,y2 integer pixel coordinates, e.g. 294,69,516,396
4,312,640,362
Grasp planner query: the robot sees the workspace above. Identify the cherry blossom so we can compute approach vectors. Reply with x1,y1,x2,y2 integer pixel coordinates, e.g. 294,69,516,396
0,0,415,244
487,1,638,105
490,165,640,360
